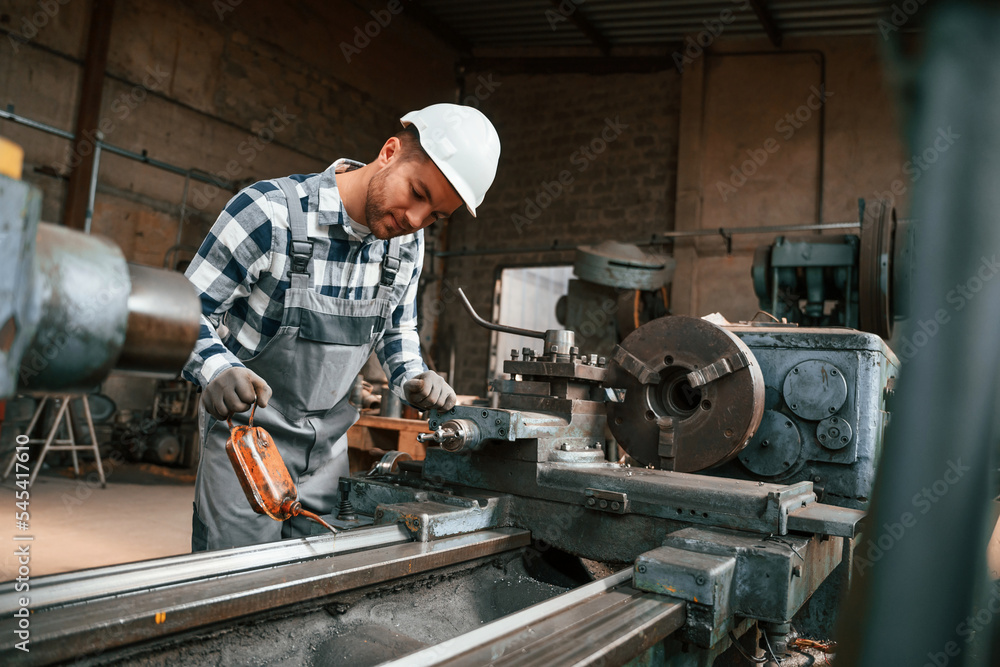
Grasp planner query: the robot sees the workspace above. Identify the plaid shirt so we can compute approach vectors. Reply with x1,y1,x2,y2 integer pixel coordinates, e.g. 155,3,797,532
182,158,427,394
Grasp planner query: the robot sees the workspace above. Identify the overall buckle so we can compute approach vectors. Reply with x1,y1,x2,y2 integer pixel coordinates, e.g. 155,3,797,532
380,255,401,286
289,240,314,274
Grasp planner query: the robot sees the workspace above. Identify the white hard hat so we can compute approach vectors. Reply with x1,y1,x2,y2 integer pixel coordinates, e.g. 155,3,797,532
400,103,500,217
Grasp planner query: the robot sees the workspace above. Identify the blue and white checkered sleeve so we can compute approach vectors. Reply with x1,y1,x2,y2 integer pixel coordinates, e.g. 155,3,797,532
376,233,430,397
182,187,275,388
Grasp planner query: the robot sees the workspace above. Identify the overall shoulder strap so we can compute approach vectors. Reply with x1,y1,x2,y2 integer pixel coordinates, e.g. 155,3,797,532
276,178,312,290
376,237,403,301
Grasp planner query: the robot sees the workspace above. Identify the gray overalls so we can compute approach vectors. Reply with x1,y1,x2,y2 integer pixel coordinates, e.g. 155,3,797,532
192,177,403,551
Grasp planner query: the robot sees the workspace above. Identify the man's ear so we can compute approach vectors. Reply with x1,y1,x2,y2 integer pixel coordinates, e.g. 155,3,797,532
378,136,402,167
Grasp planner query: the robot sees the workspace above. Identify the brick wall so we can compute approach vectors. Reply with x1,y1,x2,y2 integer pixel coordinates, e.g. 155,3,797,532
437,36,905,397
0,0,458,266
434,69,681,395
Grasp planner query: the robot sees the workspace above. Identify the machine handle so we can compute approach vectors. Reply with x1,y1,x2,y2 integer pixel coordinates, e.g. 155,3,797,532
457,288,546,339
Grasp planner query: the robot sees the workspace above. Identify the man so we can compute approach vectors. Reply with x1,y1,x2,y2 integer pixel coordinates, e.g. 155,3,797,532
182,103,501,551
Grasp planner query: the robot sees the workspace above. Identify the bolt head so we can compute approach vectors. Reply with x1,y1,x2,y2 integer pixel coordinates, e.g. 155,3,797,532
695,575,707,586
637,564,647,574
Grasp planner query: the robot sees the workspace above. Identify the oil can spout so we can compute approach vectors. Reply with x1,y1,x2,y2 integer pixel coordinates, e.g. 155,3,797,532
293,504,339,534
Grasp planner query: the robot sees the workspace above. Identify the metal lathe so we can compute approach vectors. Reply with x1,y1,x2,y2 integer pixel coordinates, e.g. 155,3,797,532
0,289,896,665
0,171,900,665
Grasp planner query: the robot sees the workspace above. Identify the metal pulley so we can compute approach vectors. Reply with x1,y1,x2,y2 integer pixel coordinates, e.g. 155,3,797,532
604,316,765,472
859,198,912,340
574,241,676,291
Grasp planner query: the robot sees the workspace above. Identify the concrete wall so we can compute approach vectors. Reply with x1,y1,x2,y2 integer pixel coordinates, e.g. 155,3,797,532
0,0,458,267
441,35,906,396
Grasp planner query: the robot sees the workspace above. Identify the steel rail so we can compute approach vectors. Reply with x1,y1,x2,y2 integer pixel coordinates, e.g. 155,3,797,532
0,107,230,187
0,528,531,666
0,524,411,613
381,569,687,667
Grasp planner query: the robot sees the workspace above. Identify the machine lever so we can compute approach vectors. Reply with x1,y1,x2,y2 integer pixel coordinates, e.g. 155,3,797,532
457,288,546,339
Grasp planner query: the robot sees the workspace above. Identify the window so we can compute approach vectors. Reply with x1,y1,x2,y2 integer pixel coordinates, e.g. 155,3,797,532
489,265,574,382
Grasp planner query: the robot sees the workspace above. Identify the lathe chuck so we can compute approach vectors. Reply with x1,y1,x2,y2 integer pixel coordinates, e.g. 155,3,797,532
604,316,765,472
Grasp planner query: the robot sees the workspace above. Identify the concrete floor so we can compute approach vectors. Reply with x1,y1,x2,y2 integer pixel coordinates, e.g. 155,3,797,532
0,467,194,580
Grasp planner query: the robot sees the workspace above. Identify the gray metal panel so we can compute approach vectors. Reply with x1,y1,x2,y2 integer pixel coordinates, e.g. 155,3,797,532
0,176,40,397
718,325,898,509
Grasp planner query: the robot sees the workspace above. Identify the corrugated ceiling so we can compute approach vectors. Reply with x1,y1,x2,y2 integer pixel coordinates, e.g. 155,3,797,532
416,1,904,50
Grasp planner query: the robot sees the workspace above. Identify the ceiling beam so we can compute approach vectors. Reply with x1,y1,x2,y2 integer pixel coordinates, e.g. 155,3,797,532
458,56,677,76
747,0,782,48
548,0,611,56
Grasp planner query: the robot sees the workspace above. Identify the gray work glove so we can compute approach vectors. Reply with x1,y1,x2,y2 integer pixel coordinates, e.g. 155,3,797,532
402,371,457,411
202,367,272,420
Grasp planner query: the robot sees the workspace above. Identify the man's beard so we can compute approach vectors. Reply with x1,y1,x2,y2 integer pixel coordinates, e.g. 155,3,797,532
364,168,395,239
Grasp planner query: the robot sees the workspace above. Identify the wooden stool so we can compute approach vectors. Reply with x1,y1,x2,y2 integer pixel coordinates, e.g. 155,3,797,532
1,395,106,487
